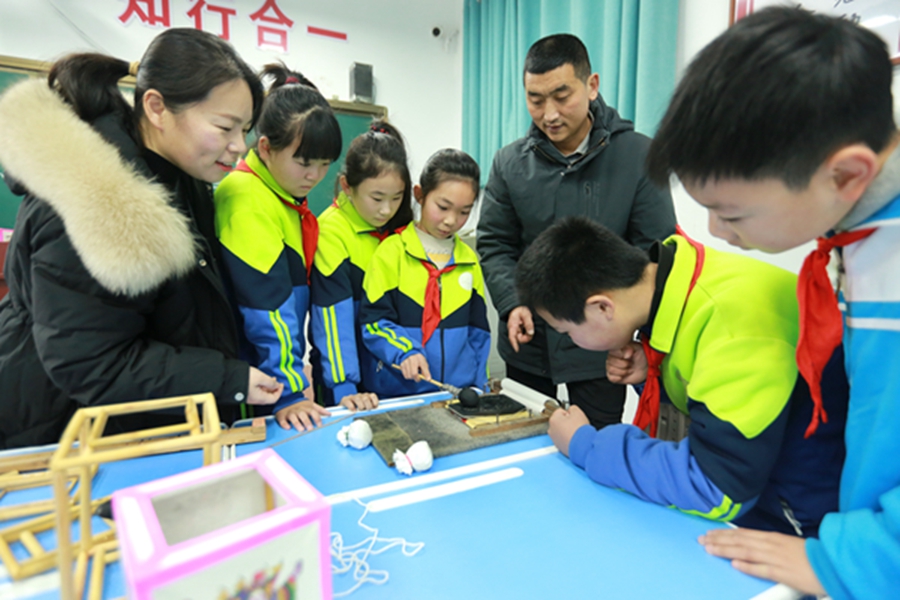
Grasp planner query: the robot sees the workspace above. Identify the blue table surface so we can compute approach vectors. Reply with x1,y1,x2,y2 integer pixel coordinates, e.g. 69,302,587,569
0,393,778,599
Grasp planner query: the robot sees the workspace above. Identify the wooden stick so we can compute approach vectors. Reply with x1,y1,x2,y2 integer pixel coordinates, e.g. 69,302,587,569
53,469,75,600
390,364,461,395
0,499,56,521
19,530,44,557
87,545,105,600
0,536,20,579
73,550,89,600
90,421,198,448
79,465,92,555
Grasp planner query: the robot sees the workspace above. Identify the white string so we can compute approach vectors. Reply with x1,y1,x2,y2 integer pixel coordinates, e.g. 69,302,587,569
330,498,425,597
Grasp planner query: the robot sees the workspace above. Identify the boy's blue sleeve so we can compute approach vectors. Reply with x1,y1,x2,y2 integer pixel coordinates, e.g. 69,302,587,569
567,422,755,521
804,314,900,600
311,257,362,402
806,487,900,600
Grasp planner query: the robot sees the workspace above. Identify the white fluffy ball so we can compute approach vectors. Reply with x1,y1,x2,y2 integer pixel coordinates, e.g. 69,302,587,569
337,419,373,450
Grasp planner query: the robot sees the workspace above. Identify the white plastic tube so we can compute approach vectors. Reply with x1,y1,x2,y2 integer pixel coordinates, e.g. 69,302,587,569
500,377,561,414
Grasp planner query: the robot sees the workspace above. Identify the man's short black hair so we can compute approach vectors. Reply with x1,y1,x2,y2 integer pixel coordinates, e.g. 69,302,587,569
646,7,897,190
524,33,591,81
516,217,649,323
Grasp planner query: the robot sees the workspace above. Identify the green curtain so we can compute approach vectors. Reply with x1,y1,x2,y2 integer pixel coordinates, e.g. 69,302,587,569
463,0,679,183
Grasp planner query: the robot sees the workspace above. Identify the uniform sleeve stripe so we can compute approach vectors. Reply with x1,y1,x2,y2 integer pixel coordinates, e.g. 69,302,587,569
269,309,303,392
329,306,346,381
323,306,347,383
677,495,742,522
846,317,900,332
366,323,413,353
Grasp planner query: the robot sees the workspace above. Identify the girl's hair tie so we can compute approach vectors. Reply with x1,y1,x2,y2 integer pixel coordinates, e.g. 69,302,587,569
285,75,300,84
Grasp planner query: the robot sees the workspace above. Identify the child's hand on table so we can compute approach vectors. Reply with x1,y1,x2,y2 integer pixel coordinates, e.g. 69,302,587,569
548,405,590,457
699,528,825,595
606,341,648,385
340,393,379,411
400,354,431,382
275,399,331,432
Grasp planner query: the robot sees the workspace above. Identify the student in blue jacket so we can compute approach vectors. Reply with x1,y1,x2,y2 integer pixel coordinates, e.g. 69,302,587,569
646,7,900,599
310,120,413,407
215,64,362,432
360,149,490,397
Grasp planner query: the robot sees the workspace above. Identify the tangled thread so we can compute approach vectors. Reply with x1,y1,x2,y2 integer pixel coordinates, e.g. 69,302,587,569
330,498,425,597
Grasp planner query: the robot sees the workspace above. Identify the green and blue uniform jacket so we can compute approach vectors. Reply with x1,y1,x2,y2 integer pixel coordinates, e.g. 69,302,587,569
214,150,310,411
310,193,395,403
568,235,846,534
360,225,491,397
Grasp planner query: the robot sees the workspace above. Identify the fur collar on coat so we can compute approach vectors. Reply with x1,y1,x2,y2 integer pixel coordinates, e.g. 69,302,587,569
0,78,196,297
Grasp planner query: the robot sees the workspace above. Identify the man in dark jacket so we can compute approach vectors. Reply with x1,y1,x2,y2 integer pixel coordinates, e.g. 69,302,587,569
477,34,676,428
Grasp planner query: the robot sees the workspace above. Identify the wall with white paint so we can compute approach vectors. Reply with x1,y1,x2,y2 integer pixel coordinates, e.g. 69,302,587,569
0,0,464,180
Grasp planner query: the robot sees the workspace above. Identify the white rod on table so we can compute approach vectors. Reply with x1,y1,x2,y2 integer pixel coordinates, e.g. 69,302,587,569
326,445,558,505
367,468,524,512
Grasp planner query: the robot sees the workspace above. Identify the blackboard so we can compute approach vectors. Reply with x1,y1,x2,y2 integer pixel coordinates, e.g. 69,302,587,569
0,56,387,229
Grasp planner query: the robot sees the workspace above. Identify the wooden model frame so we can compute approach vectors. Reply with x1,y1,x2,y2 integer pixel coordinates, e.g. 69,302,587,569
48,393,223,600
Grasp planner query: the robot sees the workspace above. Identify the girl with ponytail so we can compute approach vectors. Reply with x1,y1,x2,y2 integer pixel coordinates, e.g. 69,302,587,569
309,119,413,408
214,63,345,432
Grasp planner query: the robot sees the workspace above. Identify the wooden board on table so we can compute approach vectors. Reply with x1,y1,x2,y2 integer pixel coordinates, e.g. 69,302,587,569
361,401,548,467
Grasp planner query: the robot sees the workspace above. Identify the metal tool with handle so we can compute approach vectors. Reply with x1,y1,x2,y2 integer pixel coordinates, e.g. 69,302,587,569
391,363,462,397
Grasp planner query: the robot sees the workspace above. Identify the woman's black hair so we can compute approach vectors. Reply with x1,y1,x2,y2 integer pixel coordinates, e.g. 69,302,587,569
256,62,341,162
342,119,413,231
419,148,480,200
49,28,264,143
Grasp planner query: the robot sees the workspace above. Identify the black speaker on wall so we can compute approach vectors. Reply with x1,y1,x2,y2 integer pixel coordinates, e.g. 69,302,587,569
350,62,374,104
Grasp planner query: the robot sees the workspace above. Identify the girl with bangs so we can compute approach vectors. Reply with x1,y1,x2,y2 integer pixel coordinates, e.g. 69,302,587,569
215,63,342,432
310,121,412,410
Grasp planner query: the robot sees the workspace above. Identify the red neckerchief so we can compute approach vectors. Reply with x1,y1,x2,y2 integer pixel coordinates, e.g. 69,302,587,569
420,259,457,345
796,228,876,437
236,159,317,283
632,227,705,437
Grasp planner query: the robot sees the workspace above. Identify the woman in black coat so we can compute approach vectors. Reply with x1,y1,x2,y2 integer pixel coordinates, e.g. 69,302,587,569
0,29,283,448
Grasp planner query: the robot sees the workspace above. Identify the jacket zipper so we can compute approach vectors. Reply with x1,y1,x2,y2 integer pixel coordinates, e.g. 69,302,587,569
533,135,609,170
438,277,445,382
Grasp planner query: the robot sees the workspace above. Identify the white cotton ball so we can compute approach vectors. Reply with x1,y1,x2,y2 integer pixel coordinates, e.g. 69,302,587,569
337,420,373,450
393,448,413,476
337,424,352,447
347,420,373,449
405,441,433,472
393,441,433,475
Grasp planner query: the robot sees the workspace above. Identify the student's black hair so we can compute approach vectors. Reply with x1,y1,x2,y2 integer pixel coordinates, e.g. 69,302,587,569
256,62,341,161
523,33,591,81
49,28,264,143
342,119,413,231
419,148,480,201
517,216,649,323
646,6,897,191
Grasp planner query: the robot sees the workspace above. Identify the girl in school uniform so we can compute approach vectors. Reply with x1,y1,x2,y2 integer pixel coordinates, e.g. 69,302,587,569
214,64,346,433
360,149,491,397
0,29,282,448
310,120,413,408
